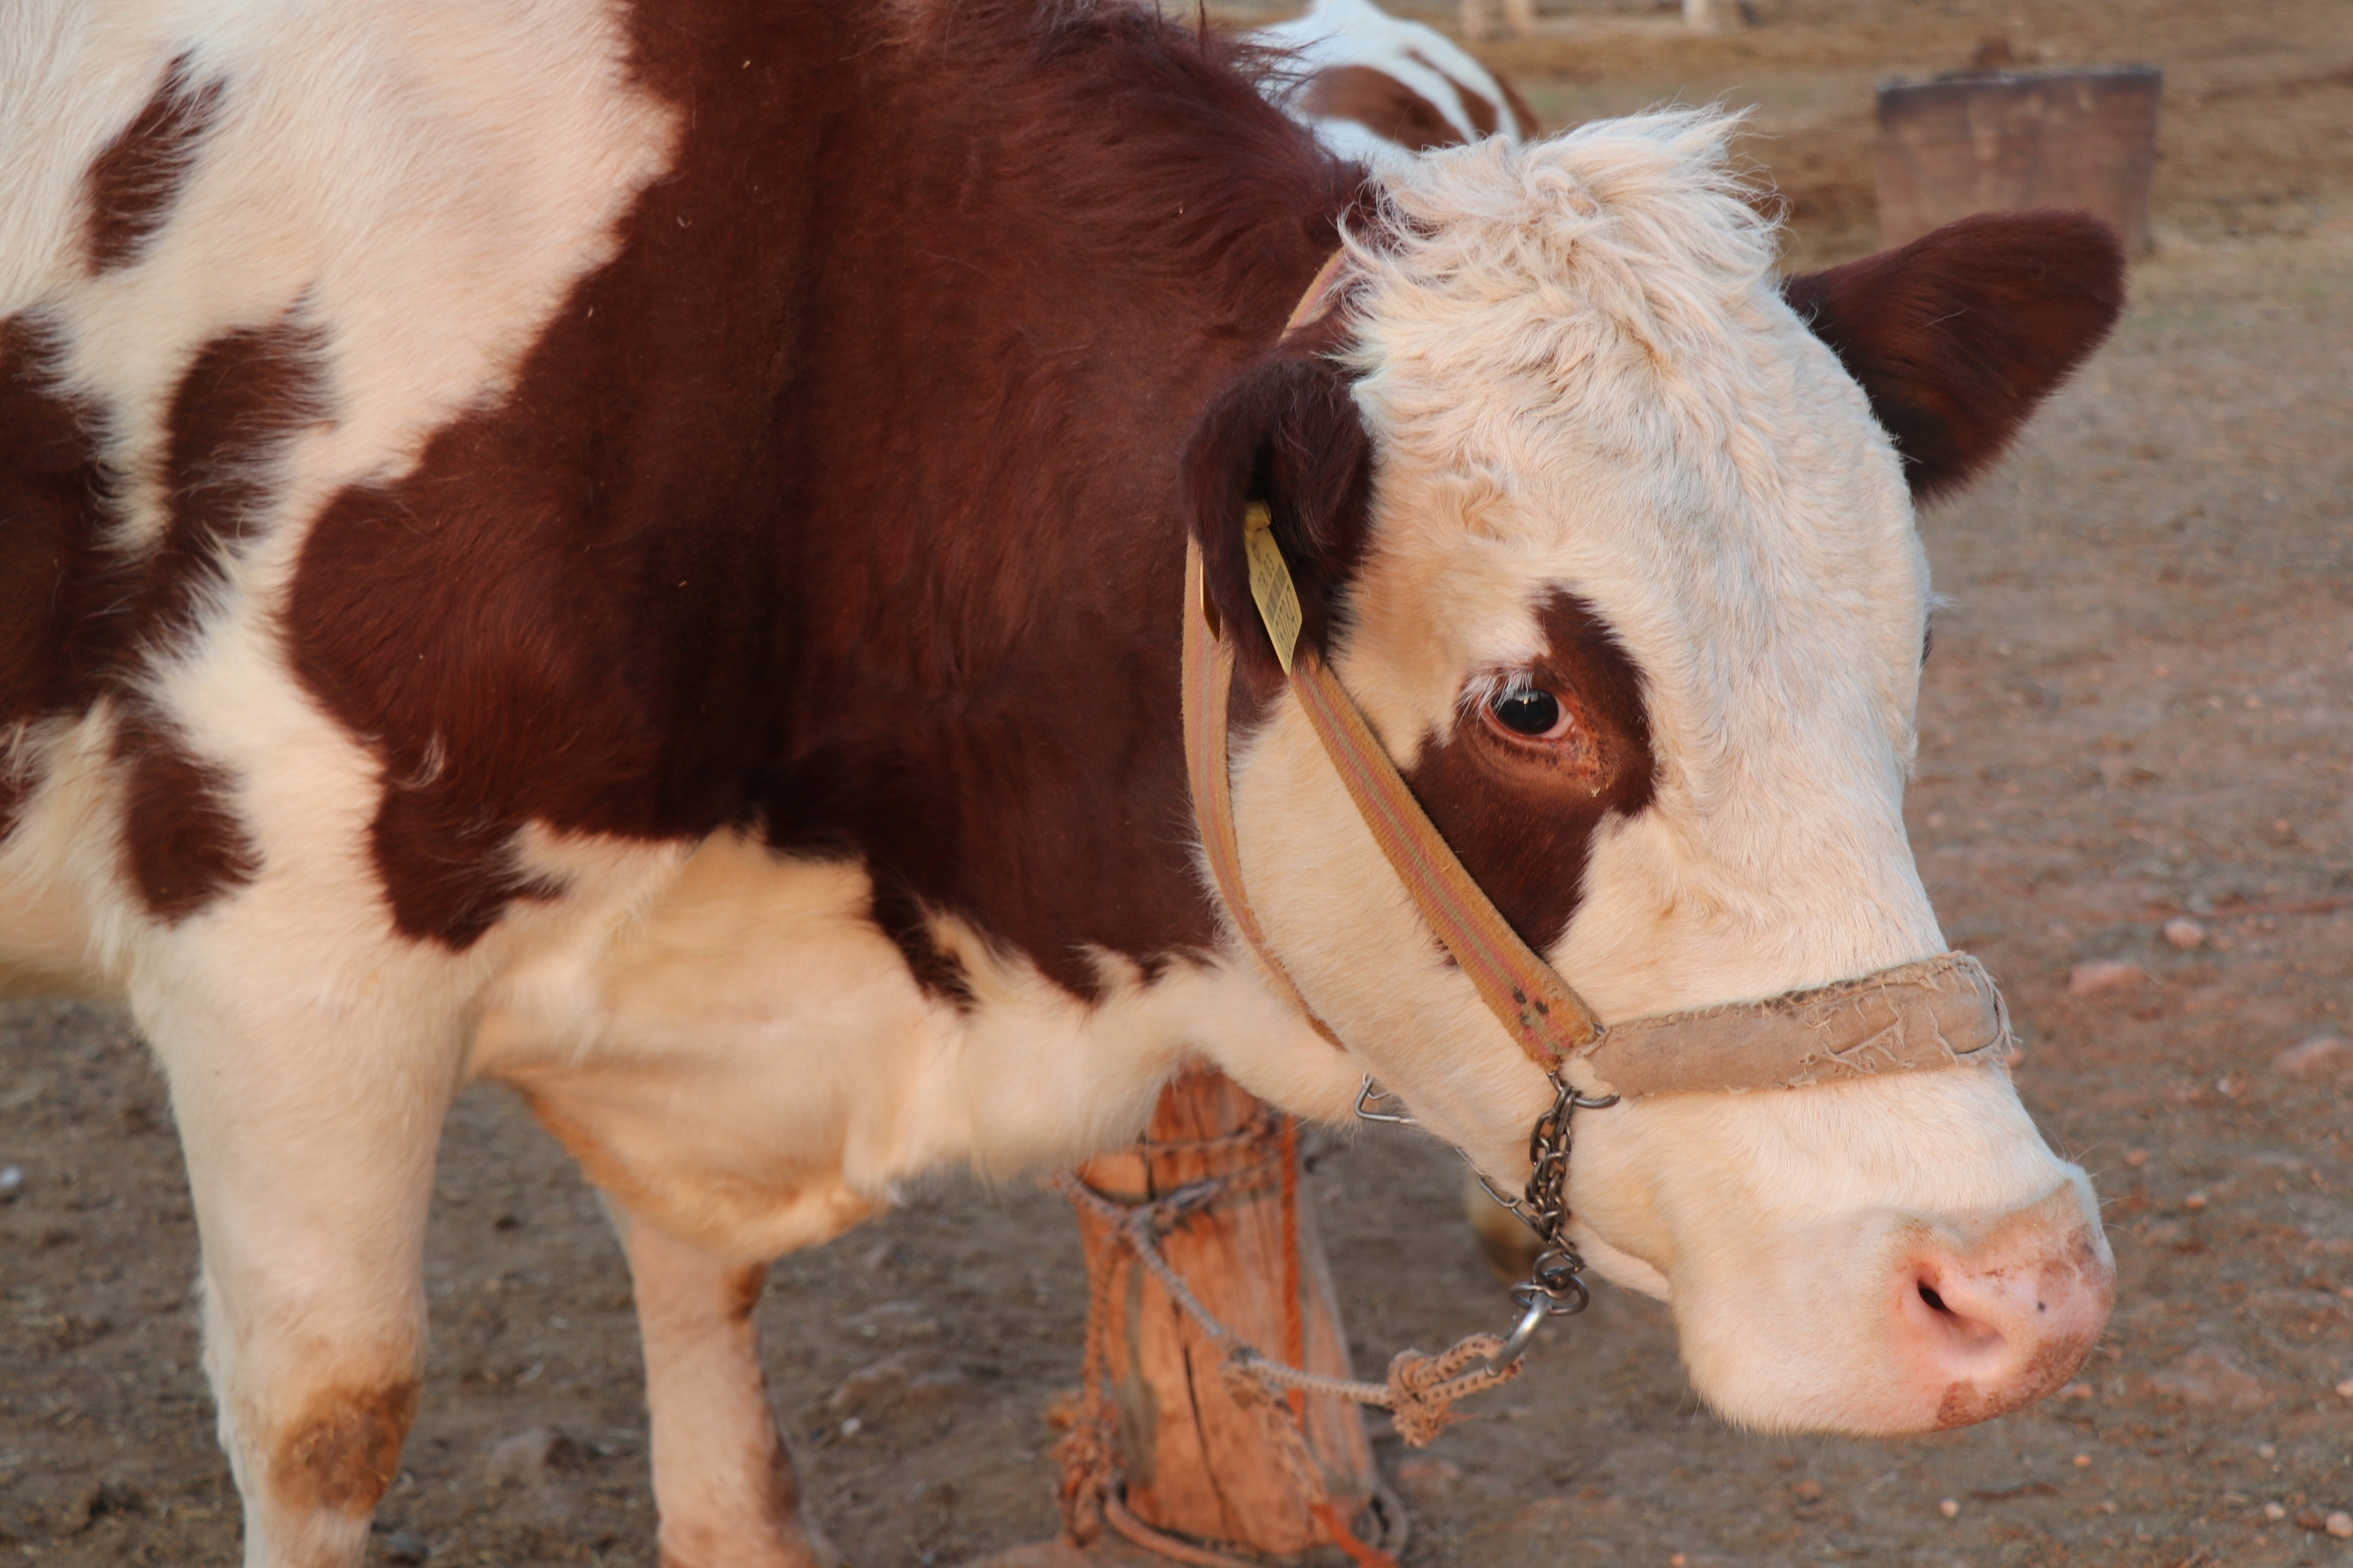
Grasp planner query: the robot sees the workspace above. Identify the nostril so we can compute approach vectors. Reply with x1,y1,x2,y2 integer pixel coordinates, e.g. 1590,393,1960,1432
1918,1281,1950,1315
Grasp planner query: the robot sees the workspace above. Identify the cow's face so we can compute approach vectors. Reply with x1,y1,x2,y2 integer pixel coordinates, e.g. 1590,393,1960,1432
1189,115,2124,1436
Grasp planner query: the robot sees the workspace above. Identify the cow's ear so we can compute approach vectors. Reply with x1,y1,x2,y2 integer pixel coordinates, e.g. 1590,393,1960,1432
1184,356,1375,692
1783,210,2125,501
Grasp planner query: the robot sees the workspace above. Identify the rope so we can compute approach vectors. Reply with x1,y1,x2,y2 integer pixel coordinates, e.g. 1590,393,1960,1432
1277,1114,1307,1422
1051,1167,1526,1442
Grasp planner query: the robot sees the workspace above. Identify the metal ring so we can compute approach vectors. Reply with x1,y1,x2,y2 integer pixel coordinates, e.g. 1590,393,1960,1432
1486,1294,1549,1374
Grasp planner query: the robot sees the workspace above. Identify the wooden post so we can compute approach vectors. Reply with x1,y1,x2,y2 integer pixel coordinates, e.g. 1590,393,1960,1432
1063,1070,1384,1557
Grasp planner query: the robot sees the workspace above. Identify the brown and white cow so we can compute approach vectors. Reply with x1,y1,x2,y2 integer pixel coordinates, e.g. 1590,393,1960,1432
1251,0,1541,164
1,0,2122,1562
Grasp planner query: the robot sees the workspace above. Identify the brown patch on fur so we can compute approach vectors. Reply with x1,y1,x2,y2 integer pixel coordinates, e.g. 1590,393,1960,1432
143,309,333,647
724,1262,768,1324
2,304,326,860
868,877,974,1008
113,703,262,920
1300,64,1466,151
84,55,226,274
1783,210,2125,500
270,1377,420,1515
288,0,1356,994
1404,49,1498,138
1403,593,1657,953
0,317,116,840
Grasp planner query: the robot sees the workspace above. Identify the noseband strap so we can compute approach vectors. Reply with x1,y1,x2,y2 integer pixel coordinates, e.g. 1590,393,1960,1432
1580,951,2009,1100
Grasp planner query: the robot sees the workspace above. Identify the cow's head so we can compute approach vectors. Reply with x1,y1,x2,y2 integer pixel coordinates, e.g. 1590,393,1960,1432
1184,113,2123,1436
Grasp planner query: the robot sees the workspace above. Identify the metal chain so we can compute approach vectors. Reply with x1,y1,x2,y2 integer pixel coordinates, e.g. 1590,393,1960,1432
1470,1072,1619,1367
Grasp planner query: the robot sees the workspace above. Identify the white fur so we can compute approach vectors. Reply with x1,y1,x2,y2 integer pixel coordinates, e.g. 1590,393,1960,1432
0,7,2097,1555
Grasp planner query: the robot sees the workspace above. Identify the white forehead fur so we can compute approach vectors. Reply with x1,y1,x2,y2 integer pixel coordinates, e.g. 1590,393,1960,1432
1334,110,1944,1017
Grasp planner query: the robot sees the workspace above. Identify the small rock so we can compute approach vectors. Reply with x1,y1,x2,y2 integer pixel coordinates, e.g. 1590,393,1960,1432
2336,1376,2353,1398
2123,1147,2149,1167
0,1165,22,1199
1791,1479,1824,1503
2067,959,2143,994
2147,1345,2271,1409
380,1530,432,1565
1392,1457,1461,1502
2061,1382,2093,1401
2274,1034,2344,1076
2263,1501,2286,1521
2161,917,2207,949
2330,1512,2353,1540
2182,1191,2208,1211
2073,1452,2092,1467
1937,1497,1960,1519
483,1428,586,1484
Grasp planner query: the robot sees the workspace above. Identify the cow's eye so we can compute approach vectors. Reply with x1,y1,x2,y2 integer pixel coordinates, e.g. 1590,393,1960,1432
1488,687,1569,740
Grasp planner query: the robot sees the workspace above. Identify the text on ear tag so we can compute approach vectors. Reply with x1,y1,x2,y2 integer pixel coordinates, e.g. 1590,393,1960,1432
1242,502,1304,676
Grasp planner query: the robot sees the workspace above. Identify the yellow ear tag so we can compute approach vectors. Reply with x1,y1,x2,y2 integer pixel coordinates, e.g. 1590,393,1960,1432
1242,502,1304,677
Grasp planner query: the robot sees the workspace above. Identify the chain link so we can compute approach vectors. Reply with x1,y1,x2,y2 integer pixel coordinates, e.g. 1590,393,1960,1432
1470,1072,1619,1366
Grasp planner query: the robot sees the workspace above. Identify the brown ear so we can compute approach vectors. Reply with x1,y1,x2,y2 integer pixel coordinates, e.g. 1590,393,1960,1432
1783,210,2125,501
1183,355,1375,692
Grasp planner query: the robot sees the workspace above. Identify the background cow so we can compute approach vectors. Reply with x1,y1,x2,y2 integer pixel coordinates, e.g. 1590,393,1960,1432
1,0,2119,1562
1252,0,1540,163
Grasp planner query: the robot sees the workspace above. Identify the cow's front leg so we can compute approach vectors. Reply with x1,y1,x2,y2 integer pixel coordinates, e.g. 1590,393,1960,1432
150,984,456,1568
621,1216,836,1568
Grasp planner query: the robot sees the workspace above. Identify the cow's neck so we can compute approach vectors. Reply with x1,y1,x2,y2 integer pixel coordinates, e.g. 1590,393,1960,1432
753,5,1353,1000
289,0,1350,995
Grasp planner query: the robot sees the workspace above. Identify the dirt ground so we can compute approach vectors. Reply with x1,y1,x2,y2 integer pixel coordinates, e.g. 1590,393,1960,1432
4,1,2351,1565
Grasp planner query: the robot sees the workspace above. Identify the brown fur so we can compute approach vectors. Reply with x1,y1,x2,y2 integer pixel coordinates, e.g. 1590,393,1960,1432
0,302,322,883
113,703,262,920
1298,64,1466,151
285,0,1358,998
723,1262,768,1325
1782,210,2125,500
1402,47,1501,138
148,309,333,647
269,1377,421,1516
0,317,115,840
1404,594,1657,953
84,54,226,274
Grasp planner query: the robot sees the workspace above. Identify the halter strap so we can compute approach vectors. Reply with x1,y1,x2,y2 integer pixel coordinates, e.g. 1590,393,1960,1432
1183,514,1600,1073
